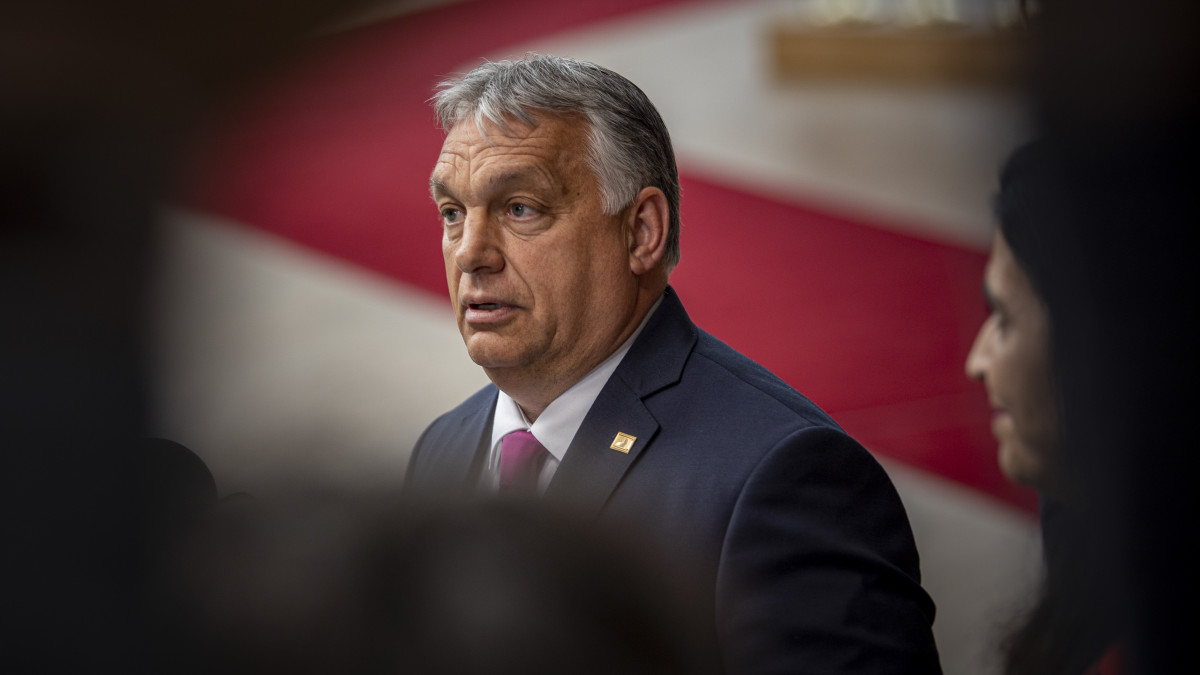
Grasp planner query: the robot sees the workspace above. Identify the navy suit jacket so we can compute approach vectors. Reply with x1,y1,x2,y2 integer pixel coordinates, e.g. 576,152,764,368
408,288,941,674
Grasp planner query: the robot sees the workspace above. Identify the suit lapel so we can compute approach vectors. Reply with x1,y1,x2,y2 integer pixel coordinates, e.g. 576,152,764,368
544,288,697,517
413,385,496,494
451,393,495,489
544,379,659,517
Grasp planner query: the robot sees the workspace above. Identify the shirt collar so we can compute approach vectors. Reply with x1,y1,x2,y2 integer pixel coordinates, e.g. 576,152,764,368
491,295,663,460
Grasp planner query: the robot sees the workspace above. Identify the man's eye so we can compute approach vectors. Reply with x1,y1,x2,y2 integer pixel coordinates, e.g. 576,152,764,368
441,207,463,224
509,203,536,218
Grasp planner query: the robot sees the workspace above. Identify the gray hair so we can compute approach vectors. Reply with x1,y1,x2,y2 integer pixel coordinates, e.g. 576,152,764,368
432,54,681,269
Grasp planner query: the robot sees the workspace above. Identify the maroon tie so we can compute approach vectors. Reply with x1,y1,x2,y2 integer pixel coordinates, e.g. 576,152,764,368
499,430,549,494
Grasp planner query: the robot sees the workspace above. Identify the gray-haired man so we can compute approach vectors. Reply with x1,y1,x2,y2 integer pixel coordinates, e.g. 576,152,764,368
409,54,941,674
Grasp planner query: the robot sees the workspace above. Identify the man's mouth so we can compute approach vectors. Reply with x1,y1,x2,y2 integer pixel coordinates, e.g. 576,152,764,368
463,299,514,324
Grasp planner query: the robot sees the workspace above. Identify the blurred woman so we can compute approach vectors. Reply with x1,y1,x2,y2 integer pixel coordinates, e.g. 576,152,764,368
966,141,1124,675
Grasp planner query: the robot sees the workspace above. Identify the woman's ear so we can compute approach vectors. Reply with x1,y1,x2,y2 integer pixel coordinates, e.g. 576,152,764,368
626,186,669,276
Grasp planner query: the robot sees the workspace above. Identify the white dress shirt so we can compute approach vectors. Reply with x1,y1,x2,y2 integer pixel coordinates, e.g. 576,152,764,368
485,296,663,494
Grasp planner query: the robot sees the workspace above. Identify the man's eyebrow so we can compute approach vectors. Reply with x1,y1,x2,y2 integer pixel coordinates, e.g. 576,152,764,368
431,168,557,202
430,177,452,200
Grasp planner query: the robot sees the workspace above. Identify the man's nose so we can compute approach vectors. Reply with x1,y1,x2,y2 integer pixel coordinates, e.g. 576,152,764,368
454,214,504,274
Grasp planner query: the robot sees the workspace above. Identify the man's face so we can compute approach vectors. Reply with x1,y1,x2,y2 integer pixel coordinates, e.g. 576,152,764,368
431,115,641,398
966,231,1060,492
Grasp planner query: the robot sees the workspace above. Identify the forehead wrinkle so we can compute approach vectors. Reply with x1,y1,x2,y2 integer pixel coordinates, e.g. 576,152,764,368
435,146,562,200
432,115,591,208
429,145,473,202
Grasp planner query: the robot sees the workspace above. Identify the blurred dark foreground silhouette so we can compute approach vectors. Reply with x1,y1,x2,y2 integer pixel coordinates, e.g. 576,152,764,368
2,2,375,671
1001,2,1200,673
151,497,712,675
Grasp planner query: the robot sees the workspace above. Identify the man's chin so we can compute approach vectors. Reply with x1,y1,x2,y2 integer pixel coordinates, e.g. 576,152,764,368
465,344,526,371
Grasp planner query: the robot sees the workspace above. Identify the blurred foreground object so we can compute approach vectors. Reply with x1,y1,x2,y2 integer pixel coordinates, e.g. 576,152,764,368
1023,1,1200,673
155,499,709,675
1,1,379,671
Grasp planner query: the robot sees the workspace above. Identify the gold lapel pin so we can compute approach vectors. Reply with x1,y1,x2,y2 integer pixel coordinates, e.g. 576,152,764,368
610,432,637,454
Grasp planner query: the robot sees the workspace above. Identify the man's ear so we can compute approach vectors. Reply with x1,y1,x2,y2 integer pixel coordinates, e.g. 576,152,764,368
626,186,669,276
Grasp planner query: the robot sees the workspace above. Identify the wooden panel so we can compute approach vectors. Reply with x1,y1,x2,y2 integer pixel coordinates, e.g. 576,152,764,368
770,23,1027,87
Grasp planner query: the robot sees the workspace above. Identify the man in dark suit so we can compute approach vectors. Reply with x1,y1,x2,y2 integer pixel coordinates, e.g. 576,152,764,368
408,54,940,674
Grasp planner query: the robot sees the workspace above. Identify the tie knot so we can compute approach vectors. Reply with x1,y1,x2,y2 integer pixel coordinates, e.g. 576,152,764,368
499,430,549,495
